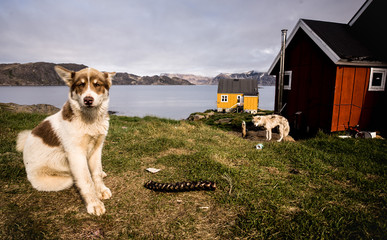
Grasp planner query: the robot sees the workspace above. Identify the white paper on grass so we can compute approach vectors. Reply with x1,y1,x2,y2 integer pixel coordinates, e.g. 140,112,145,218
146,168,161,173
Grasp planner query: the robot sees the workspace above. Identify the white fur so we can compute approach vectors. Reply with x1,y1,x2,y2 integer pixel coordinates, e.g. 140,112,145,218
252,114,290,142
16,66,115,216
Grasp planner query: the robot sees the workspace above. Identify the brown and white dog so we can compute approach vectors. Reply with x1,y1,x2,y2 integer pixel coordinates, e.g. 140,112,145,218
16,66,115,216
252,114,290,142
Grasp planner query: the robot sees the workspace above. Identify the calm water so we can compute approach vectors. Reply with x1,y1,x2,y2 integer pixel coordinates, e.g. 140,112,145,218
0,85,275,119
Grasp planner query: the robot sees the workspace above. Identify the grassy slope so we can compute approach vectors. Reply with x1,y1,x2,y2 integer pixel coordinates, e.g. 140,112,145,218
0,109,386,239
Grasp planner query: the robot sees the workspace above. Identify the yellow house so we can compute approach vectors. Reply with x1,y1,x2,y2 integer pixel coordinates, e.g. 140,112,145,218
216,78,259,113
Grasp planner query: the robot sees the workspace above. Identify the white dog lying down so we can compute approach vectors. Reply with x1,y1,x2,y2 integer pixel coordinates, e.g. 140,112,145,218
16,66,115,216
252,114,290,142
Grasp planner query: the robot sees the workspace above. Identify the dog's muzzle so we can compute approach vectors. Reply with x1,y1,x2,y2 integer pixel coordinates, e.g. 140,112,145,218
83,96,94,106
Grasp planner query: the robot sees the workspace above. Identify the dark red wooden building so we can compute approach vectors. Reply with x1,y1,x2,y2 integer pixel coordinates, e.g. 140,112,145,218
268,0,387,135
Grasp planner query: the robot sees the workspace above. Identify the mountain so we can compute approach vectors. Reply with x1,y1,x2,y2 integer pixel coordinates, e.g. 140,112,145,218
0,62,193,86
161,71,275,85
160,73,214,85
113,72,192,85
0,62,275,86
0,62,87,86
213,70,275,86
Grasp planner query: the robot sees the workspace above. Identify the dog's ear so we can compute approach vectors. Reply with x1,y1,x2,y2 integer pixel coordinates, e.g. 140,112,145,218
103,72,116,88
55,66,75,87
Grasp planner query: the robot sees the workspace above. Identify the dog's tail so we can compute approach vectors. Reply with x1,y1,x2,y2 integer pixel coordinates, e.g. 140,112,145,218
16,130,31,152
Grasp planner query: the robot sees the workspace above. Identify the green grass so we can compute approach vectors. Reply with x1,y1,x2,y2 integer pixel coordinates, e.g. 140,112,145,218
0,108,386,239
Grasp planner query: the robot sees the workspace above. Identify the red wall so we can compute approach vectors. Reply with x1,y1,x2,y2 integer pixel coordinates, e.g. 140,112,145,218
332,66,387,133
276,30,336,134
274,29,387,135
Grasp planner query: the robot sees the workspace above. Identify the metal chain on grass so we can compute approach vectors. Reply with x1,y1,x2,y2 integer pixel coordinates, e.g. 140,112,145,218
144,180,216,192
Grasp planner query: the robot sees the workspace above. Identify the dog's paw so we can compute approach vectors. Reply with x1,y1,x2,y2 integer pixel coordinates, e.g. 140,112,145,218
98,187,112,200
102,171,107,178
86,199,106,216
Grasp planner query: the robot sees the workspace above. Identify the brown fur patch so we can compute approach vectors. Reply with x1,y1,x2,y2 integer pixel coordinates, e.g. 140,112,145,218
71,68,110,95
31,121,61,147
62,101,74,121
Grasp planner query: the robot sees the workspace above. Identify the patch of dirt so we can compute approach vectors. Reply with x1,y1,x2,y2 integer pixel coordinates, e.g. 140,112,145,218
265,167,281,175
229,129,295,142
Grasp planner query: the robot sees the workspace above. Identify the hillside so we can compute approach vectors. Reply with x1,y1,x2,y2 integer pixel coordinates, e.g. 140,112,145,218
0,62,192,86
0,107,386,239
0,62,87,86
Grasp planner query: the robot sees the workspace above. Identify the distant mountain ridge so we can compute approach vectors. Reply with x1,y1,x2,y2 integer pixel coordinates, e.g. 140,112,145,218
113,72,193,85
160,73,215,85
0,62,192,86
0,62,275,86
162,71,276,86
212,70,275,86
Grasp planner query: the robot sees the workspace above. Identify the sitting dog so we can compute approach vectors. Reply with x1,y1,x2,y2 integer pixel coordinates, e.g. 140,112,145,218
16,66,115,216
252,114,290,142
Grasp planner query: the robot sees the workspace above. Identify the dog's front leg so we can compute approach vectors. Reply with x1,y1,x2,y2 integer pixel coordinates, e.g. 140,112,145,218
88,136,111,200
68,151,106,216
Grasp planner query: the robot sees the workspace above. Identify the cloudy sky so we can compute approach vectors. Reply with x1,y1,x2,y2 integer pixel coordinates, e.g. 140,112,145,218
0,0,365,77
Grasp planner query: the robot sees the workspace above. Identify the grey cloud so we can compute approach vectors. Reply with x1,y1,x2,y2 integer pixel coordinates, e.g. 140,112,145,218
0,0,365,76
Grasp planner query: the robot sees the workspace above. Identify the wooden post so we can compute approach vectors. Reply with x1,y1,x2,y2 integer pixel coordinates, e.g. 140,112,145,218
276,29,287,115
242,121,247,138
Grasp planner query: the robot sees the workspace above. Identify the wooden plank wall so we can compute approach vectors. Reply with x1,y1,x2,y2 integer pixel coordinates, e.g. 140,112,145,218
331,66,370,131
279,30,336,133
244,96,258,111
217,93,240,109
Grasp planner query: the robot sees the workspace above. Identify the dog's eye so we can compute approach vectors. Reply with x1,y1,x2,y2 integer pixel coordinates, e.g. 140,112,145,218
94,82,101,87
77,82,85,87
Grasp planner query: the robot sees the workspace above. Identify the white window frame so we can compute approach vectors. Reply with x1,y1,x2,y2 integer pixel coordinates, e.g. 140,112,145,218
368,68,386,91
283,71,292,90
221,95,228,102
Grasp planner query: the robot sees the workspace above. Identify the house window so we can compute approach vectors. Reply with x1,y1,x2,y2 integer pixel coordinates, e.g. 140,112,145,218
221,95,228,102
283,71,292,90
369,68,386,91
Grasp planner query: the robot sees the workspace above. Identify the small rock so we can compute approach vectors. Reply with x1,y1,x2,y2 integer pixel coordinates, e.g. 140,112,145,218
193,114,205,121
215,118,233,124
289,169,300,174
205,111,215,118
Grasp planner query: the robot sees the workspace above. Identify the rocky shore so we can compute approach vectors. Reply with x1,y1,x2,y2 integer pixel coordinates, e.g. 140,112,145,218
0,102,60,115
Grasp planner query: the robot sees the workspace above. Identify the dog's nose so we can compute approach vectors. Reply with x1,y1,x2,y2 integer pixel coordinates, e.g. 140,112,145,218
84,96,94,106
